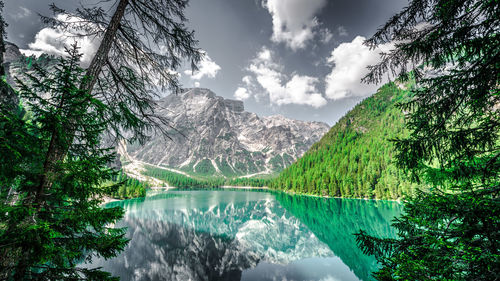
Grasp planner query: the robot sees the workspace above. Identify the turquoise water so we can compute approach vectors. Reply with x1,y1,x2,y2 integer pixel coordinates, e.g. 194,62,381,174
91,189,401,281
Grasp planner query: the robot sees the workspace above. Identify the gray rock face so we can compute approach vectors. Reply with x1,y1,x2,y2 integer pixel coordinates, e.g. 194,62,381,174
1,42,22,110
3,42,58,86
3,42,22,64
3,42,22,85
125,88,329,177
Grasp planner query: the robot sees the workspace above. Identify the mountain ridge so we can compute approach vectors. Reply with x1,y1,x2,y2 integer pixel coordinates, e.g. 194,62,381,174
2,44,329,180
123,87,330,178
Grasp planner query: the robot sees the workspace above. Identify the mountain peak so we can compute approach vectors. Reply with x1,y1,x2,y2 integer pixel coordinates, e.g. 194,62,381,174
164,88,245,113
180,87,216,98
125,88,329,177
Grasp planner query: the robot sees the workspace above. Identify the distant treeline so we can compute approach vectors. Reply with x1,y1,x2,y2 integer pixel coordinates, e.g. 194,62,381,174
141,165,271,188
106,171,149,199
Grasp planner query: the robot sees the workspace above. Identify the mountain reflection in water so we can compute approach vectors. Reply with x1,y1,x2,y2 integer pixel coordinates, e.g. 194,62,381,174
89,190,400,281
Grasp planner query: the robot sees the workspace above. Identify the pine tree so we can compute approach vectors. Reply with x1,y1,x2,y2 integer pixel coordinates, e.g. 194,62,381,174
36,0,202,204
0,1,202,276
356,0,499,279
0,45,128,280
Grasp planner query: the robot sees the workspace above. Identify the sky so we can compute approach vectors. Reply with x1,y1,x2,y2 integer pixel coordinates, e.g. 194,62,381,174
3,0,407,125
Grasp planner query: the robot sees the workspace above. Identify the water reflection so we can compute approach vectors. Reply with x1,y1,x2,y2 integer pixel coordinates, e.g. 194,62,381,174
89,190,400,281
91,218,259,281
275,193,401,281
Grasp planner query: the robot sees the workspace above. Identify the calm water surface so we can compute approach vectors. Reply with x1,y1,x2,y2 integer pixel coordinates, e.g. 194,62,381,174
91,189,401,281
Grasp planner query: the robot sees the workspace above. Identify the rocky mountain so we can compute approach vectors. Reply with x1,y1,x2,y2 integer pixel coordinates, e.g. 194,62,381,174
3,42,59,81
123,88,329,177
1,44,329,178
3,42,22,65
1,42,22,109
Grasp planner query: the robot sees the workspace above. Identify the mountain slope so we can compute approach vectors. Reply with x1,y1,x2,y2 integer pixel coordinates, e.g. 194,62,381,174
123,88,329,177
270,82,415,199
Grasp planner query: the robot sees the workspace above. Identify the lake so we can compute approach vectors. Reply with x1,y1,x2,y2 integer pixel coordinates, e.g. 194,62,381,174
90,189,401,281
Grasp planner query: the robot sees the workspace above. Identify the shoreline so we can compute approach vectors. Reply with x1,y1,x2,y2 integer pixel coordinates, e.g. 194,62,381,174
101,196,121,205
277,189,402,203
219,185,269,190
100,186,401,204
149,186,176,191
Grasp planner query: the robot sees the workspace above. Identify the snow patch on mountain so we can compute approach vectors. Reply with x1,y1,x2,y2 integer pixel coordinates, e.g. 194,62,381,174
122,88,330,177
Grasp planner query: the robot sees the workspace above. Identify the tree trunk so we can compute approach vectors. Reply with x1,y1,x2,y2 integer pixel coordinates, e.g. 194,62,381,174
81,0,129,93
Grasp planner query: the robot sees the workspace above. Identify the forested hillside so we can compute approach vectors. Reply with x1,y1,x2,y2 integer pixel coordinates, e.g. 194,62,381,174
270,82,415,199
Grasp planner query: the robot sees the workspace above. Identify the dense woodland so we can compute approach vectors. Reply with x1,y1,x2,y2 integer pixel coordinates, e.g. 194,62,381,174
271,82,415,199
142,165,270,188
106,171,149,199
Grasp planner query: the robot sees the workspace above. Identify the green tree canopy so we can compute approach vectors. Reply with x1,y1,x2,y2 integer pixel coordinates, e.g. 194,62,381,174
35,0,202,207
356,0,499,280
0,45,127,280
1,0,202,277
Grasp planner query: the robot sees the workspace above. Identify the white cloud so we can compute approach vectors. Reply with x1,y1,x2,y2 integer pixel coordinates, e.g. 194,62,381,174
184,54,221,80
319,28,333,44
258,47,272,61
262,0,328,50
194,81,200,87
20,14,100,66
325,36,393,100
285,75,327,107
11,6,32,21
337,26,348,37
242,75,253,86
234,87,251,100
247,47,327,108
